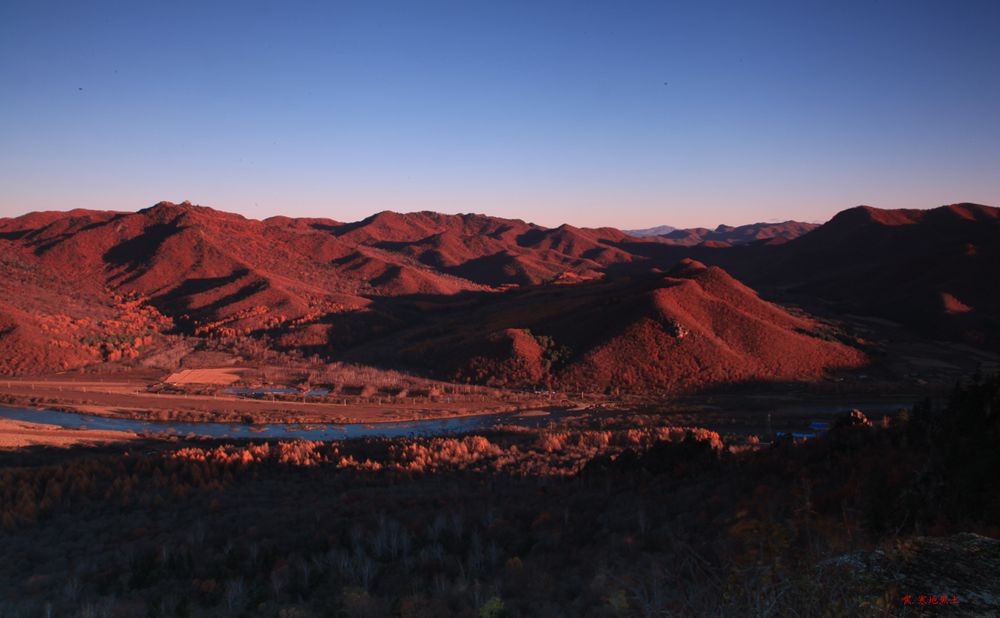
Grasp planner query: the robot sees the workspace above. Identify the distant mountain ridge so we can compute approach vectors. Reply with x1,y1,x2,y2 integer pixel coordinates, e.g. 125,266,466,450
0,201,995,385
624,224,676,237
627,220,820,246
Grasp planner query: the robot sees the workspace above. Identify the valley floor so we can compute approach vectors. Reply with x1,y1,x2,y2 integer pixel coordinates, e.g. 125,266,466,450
0,373,551,425
1,375,999,616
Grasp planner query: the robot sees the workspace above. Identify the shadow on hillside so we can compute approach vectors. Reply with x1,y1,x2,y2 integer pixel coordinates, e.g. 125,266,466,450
441,251,538,287
268,271,876,397
103,222,184,281
0,229,33,241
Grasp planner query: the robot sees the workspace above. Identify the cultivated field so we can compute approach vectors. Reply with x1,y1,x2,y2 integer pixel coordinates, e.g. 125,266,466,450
164,368,245,385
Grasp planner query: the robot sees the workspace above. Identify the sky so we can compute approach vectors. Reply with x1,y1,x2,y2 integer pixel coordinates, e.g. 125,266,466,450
1,1,999,229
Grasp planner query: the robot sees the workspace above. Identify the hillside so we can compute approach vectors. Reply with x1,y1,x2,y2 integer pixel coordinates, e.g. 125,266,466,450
715,203,1000,349
341,259,865,393
0,202,642,376
1,200,994,383
604,203,1000,352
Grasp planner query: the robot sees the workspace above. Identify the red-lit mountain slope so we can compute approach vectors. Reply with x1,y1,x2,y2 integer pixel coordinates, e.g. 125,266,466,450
2,200,992,379
344,260,865,393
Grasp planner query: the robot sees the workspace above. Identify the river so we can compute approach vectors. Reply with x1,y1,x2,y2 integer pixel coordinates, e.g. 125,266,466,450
0,406,575,441
0,400,913,442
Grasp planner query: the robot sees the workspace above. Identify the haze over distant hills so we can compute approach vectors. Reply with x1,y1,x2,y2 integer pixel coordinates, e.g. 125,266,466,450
623,225,677,237
652,221,820,246
1,201,996,389
624,221,819,246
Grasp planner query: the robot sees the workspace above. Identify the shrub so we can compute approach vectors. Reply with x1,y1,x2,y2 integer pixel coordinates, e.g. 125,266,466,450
479,596,508,618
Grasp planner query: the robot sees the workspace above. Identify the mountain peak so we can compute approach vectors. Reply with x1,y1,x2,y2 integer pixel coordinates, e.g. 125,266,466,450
148,200,192,209
141,200,201,217
830,205,922,227
138,201,250,227
932,203,1000,223
668,257,709,277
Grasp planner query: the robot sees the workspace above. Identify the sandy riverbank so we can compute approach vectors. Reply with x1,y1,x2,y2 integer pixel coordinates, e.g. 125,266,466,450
0,417,136,449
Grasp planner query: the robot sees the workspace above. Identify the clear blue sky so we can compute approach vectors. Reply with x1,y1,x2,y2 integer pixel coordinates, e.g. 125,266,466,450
2,1,998,228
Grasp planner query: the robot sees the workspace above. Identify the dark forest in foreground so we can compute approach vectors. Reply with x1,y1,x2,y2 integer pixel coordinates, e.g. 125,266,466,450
1,377,998,618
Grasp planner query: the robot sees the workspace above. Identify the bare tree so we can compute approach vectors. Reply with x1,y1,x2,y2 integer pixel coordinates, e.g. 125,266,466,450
225,578,245,612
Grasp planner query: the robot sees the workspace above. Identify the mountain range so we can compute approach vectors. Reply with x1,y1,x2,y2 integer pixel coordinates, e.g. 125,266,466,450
626,221,819,246
1,201,996,391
